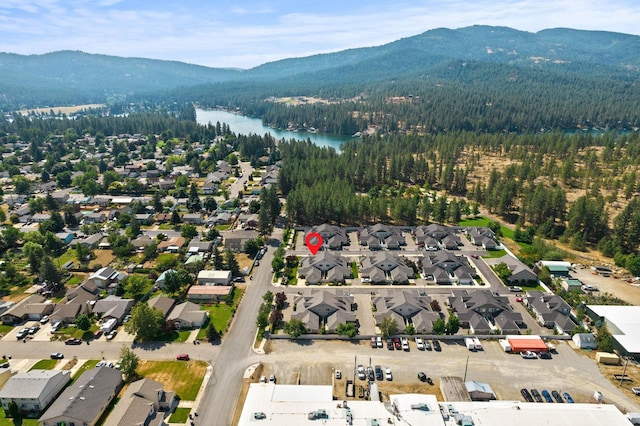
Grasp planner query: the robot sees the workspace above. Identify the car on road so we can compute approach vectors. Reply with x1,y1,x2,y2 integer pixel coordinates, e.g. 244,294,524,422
385,368,392,381
386,338,394,350
520,351,537,359
401,337,409,351
563,392,574,403
375,365,383,381
393,338,401,350
176,354,190,361
376,336,383,348
50,353,64,359
432,340,441,352
538,351,552,359
415,337,425,350
509,286,523,292
515,296,523,302
65,338,82,345
541,389,553,402
106,330,117,340
551,390,563,403
531,389,542,403
335,370,341,379
417,372,428,382
520,388,534,402
471,254,479,259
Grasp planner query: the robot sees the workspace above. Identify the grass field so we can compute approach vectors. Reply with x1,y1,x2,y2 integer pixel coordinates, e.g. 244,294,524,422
28,359,58,370
0,407,39,425
168,407,191,423
137,360,207,400
198,287,244,337
72,360,100,381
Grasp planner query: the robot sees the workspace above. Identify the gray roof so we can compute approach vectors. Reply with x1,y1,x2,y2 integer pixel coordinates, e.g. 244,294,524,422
0,370,70,400
92,296,134,320
167,301,207,325
104,378,172,426
40,367,123,424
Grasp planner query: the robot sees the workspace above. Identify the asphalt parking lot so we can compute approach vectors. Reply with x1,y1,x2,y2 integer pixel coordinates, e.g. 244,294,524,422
263,338,640,413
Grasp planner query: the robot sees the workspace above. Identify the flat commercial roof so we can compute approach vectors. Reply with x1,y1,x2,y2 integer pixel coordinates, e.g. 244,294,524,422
238,384,631,426
588,305,640,354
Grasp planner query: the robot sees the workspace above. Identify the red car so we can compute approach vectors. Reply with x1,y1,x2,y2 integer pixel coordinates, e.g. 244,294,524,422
393,338,401,350
176,354,190,361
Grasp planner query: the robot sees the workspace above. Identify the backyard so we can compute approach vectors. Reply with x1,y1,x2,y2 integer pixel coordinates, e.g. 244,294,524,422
198,286,245,338
137,360,207,400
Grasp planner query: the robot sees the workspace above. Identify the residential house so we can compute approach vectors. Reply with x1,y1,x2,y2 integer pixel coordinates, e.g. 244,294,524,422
76,233,103,249
291,290,356,333
39,367,123,426
197,270,232,286
358,224,405,250
182,213,204,225
88,267,127,292
372,290,440,334
187,285,234,303
224,230,258,252
0,370,70,417
421,251,476,285
155,269,177,290
359,252,414,284
147,296,176,318
186,238,213,255
82,212,107,224
92,296,134,323
467,227,499,250
157,237,186,253
414,224,461,249
298,251,353,285
131,234,155,251
238,213,259,229
202,180,218,195
448,290,524,335
104,378,176,426
465,381,496,401
51,281,100,324
305,224,349,250
55,232,75,245
0,295,54,325
493,255,538,285
167,301,207,329
525,290,576,334
573,333,598,350
209,212,232,226
50,190,70,205
31,213,51,223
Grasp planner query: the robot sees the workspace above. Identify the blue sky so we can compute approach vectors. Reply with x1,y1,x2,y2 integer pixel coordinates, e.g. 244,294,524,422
1,0,639,69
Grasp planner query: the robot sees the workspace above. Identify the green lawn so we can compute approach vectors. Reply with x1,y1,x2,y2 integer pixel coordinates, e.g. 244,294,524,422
28,359,58,371
0,325,14,335
351,262,359,278
0,408,40,425
484,249,508,258
215,224,232,231
157,223,177,230
55,248,77,267
72,360,100,382
169,407,192,423
66,275,82,286
199,287,244,336
137,360,207,400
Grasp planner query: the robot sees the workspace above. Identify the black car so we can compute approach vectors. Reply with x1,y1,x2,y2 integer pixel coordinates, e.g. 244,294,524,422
50,353,64,359
418,372,428,382
531,389,542,403
551,390,563,403
520,388,534,402
367,367,375,381
538,351,552,359
386,338,394,350
375,365,383,381
432,340,441,352
65,338,82,345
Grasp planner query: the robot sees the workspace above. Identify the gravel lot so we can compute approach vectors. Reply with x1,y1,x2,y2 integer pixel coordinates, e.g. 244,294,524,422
264,338,640,413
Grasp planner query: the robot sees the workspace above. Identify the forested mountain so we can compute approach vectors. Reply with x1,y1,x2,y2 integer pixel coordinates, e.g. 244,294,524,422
2,26,640,114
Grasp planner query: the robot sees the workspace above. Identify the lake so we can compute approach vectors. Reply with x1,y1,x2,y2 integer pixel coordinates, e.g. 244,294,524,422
195,108,351,152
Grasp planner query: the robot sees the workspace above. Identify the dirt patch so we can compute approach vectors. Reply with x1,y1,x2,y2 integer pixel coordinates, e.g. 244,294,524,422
18,104,106,115
236,253,253,271
90,250,115,268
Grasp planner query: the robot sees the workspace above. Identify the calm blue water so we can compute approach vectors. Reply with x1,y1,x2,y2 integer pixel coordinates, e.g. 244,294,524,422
195,109,351,152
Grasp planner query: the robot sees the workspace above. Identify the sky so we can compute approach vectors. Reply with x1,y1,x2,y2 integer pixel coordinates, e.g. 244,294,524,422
1,0,639,69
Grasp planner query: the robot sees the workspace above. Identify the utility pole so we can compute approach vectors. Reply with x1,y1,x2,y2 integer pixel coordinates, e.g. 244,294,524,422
463,355,469,382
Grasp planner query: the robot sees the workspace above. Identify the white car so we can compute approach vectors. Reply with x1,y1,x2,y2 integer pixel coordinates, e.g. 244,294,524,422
376,336,383,348
520,351,537,359
415,337,425,350
401,337,409,351
385,368,393,381
357,365,366,380
509,286,523,292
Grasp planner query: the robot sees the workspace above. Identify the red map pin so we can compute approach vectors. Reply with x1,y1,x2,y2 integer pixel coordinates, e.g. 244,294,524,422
305,232,323,255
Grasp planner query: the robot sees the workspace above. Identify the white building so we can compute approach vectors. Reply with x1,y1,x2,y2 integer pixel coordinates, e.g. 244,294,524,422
197,270,232,286
0,370,70,416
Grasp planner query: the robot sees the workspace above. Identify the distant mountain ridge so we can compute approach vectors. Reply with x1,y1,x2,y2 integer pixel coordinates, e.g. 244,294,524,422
1,25,639,110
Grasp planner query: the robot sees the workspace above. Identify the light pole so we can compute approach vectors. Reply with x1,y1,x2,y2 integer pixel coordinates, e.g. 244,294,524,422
463,355,469,382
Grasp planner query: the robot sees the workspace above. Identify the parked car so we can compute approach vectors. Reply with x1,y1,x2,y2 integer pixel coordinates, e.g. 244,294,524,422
385,368,393,381
65,338,82,345
415,337,425,350
269,374,276,383
386,338,394,350
515,296,523,302
259,376,267,383
16,328,28,339
633,387,640,396
401,337,409,351
520,388,534,402
538,351,552,359
393,338,401,350
417,372,428,382
520,351,537,359
357,365,366,380
106,330,117,340
370,337,377,348
176,354,190,361
432,340,441,352
563,392,575,403
375,365,383,381
424,339,431,351
94,330,103,339
551,390,563,403
50,353,64,359
541,389,553,402
335,370,342,379
40,315,50,324
28,325,40,335
531,389,542,403
509,286,523,292
376,336,383,348
367,366,374,381
51,321,63,332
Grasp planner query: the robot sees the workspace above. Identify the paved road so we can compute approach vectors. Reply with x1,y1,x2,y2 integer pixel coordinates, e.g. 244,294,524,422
198,229,281,426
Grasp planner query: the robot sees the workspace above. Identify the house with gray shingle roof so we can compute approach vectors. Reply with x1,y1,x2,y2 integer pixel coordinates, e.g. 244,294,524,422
0,294,54,325
448,289,524,334
358,224,405,250
39,367,123,426
372,290,440,334
0,370,70,417
167,301,207,329
493,255,538,285
525,290,576,334
421,251,476,285
360,252,413,284
104,378,175,426
291,290,356,333
305,224,349,250
147,295,176,318
297,251,352,285
92,295,134,323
